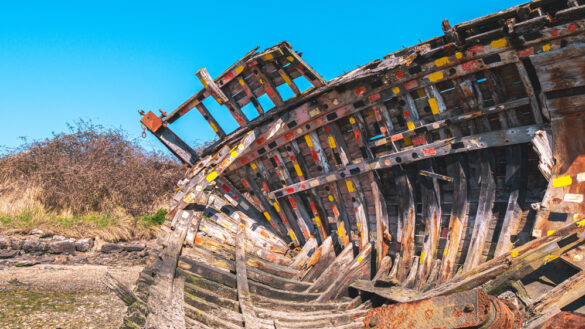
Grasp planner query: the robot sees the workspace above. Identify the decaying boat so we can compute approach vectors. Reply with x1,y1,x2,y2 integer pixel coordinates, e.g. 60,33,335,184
122,0,585,327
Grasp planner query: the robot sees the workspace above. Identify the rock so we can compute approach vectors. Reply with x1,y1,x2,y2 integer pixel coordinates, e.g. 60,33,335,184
0,237,9,249
30,229,44,236
75,238,93,252
52,235,66,241
124,242,146,252
10,239,22,250
101,243,121,253
15,260,39,267
35,241,48,252
48,239,76,254
0,250,19,259
21,240,40,253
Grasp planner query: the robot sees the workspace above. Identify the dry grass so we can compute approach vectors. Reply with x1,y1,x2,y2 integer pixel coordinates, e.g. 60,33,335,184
0,120,186,241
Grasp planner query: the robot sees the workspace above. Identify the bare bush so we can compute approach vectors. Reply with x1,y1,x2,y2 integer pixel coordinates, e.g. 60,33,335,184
0,120,185,217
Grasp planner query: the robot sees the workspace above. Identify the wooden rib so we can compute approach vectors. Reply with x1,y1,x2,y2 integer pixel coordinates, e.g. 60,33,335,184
242,168,288,239
196,68,249,126
270,150,314,241
278,68,301,96
304,130,350,245
326,123,370,249
494,145,526,257
216,177,265,223
251,159,302,247
300,236,336,282
439,156,469,282
289,237,318,270
237,76,264,115
287,139,328,240
253,63,284,107
401,256,420,289
316,243,372,302
282,43,326,87
195,102,227,138
371,173,390,270
415,160,442,288
306,243,355,293
462,150,497,272
394,167,416,282
516,60,544,124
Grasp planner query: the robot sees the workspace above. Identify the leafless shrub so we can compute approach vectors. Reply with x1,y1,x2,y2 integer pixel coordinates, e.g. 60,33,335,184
0,120,186,217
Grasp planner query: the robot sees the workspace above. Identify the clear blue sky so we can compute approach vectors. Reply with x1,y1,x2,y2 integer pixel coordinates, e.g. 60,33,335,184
0,0,524,155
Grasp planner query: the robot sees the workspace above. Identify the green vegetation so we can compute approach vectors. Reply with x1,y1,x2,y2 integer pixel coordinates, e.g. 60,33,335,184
140,208,168,226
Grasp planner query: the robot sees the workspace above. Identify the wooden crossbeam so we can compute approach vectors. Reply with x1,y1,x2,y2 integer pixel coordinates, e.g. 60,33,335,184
196,68,249,126
282,43,326,87
270,125,542,198
195,102,226,138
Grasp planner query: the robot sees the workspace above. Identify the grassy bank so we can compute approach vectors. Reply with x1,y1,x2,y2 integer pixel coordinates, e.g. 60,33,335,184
0,121,185,241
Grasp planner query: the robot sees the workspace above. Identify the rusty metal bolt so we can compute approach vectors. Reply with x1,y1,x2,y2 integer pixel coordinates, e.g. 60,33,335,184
369,316,378,328
464,304,475,313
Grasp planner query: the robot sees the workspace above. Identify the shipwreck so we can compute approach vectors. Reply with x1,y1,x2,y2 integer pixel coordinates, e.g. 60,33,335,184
123,0,585,327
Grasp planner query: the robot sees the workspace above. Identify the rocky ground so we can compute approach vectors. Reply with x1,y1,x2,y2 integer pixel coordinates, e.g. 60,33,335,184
0,232,152,329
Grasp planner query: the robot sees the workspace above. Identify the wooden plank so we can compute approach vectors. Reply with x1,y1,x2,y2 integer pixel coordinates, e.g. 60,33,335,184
516,61,544,124
194,102,227,138
316,243,372,302
415,160,442,288
241,168,288,239
235,226,261,329
251,159,302,247
253,62,284,107
395,167,416,282
237,76,264,115
494,145,526,257
462,150,497,272
326,123,370,249
306,243,355,293
371,173,390,269
282,43,326,87
270,125,542,198
439,156,469,282
153,125,200,166
196,68,249,126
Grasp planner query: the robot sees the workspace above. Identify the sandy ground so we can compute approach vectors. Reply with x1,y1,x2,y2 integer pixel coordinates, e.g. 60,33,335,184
0,264,142,328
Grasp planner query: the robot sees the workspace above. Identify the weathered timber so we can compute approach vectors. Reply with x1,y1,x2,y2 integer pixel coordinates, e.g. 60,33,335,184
133,2,585,327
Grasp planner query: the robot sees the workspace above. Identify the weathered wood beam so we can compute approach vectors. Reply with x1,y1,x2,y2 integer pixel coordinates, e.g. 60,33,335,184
494,145,526,257
152,125,200,166
237,76,264,115
194,102,227,138
416,160,442,289
395,168,416,283
462,150,496,272
439,156,469,282
196,68,249,126
371,173,390,270
370,98,529,148
235,227,261,329
282,43,326,87
271,125,543,198
253,62,284,107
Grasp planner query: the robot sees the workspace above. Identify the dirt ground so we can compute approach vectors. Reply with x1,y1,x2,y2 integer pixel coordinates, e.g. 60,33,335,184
0,264,142,328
